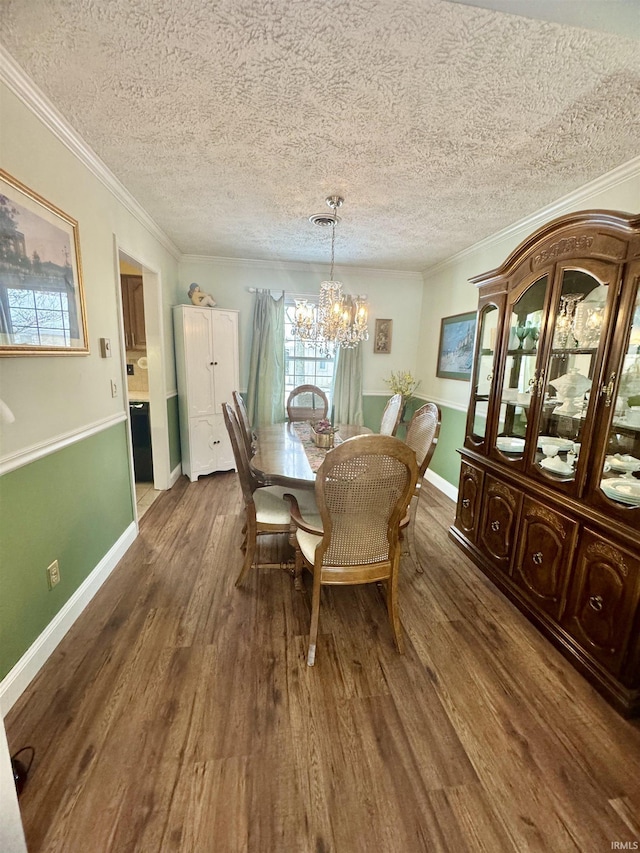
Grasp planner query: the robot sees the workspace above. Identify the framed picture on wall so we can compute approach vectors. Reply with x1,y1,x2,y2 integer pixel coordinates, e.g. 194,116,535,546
373,318,392,354
436,311,476,380
0,169,89,356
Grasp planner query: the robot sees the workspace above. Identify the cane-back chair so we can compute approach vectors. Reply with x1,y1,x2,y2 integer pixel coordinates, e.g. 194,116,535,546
287,434,418,666
379,393,403,436
403,402,441,571
232,390,255,458
222,403,317,586
286,384,329,422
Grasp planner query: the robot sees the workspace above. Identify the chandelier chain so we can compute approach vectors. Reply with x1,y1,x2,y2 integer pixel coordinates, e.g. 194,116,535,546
292,195,369,354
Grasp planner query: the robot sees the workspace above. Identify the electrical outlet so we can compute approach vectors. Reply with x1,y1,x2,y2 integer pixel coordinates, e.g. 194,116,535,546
126,363,134,375
47,560,60,589
111,379,118,398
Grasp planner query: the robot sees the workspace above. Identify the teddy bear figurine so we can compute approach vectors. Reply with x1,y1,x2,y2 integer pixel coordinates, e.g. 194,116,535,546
188,283,216,308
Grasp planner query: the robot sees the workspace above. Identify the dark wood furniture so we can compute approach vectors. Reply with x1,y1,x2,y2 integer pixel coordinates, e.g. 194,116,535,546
120,274,146,350
450,210,640,716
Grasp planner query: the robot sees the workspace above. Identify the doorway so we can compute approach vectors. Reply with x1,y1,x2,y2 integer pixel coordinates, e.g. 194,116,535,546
117,251,164,520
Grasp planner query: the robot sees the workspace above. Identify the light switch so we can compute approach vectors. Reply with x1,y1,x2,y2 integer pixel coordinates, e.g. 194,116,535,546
100,337,112,358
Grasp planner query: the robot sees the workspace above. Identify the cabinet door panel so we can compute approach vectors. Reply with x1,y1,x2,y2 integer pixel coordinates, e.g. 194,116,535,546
455,461,483,542
513,498,577,619
211,311,239,412
190,417,218,472
466,299,502,452
478,476,522,571
214,414,236,471
128,277,146,349
587,265,640,529
183,309,216,417
563,529,640,677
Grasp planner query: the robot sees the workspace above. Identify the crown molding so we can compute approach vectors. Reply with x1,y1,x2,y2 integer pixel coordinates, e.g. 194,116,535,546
0,46,181,260
181,253,423,280
423,155,640,278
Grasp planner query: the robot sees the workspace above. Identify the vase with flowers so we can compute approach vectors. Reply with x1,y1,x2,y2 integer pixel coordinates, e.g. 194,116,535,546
311,418,336,448
384,370,420,421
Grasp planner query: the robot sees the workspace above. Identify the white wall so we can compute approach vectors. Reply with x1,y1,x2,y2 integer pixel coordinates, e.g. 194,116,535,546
179,256,424,394
0,79,181,465
417,158,640,412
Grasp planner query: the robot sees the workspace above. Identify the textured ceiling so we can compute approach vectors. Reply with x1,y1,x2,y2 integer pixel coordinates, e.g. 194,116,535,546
1,0,639,271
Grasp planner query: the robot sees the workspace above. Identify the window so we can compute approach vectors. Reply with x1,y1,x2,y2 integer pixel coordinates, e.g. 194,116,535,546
284,300,335,403
6,287,72,346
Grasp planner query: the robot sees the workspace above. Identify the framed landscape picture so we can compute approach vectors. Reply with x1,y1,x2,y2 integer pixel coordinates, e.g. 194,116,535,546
0,169,89,355
436,311,476,380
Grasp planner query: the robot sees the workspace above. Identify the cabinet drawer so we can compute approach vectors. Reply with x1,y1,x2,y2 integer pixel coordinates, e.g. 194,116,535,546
455,461,484,542
562,529,640,678
513,498,578,620
478,475,522,572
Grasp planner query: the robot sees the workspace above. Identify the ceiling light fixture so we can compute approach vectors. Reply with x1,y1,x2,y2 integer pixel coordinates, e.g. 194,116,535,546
293,196,368,355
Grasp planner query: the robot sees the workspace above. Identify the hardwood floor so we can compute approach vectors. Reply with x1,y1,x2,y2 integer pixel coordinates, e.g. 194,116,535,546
6,474,640,852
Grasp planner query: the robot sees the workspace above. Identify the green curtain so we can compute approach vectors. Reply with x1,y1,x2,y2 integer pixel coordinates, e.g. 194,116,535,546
332,343,364,425
247,290,285,426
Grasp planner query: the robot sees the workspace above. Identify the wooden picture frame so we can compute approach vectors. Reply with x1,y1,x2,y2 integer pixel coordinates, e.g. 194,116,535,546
0,169,89,355
373,318,392,354
436,311,476,380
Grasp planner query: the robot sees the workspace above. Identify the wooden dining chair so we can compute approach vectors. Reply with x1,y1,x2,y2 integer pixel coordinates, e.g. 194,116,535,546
379,392,403,436
232,390,255,458
286,384,329,422
286,435,418,666
222,403,317,587
402,402,441,572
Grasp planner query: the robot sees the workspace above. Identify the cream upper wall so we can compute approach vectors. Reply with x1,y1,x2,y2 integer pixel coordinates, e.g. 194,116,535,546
417,160,640,412
179,258,424,393
0,83,181,458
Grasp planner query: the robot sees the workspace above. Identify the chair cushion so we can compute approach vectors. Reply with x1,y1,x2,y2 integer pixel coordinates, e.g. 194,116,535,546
296,528,323,564
254,488,294,525
254,485,318,526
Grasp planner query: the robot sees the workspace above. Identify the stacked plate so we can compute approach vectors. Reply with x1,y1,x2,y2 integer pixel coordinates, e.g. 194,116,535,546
600,478,640,506
607,454,640,474
536,435,574,452
540,456,573,474
496,436,525,454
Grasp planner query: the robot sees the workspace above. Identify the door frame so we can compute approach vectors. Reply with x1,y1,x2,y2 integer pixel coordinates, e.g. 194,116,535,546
113,239,172,516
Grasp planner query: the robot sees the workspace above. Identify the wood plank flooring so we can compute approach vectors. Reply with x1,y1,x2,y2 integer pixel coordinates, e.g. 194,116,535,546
6,473,640,852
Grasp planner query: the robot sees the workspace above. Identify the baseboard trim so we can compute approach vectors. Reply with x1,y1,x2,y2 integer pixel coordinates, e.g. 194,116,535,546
0,522,137,717
425,468,458,503
168,463,182,487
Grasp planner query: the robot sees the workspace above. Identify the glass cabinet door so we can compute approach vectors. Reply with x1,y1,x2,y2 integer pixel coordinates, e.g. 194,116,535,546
494,275,549,460
469,303,499,444
529,267,611,486
597,277,640,511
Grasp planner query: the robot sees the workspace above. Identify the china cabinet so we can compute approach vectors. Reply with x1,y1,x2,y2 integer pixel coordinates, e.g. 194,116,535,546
450,210,640,715
173,305,239,481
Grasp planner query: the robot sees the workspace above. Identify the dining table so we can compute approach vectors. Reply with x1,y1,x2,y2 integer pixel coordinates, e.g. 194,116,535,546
250,421,373,489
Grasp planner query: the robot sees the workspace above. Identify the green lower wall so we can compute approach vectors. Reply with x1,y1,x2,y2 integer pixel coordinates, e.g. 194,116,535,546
363,395,467,489
428,404,467,487
167,394,181,472
0,421,134,681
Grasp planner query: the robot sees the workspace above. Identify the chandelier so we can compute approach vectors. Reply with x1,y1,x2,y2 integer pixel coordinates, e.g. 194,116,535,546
293,196,369,355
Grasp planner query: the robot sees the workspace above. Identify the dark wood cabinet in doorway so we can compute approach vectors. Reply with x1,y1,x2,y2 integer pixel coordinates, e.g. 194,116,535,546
121,275,146,350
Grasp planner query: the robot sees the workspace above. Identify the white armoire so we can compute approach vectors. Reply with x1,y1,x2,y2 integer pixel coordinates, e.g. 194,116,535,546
173,305,239,481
